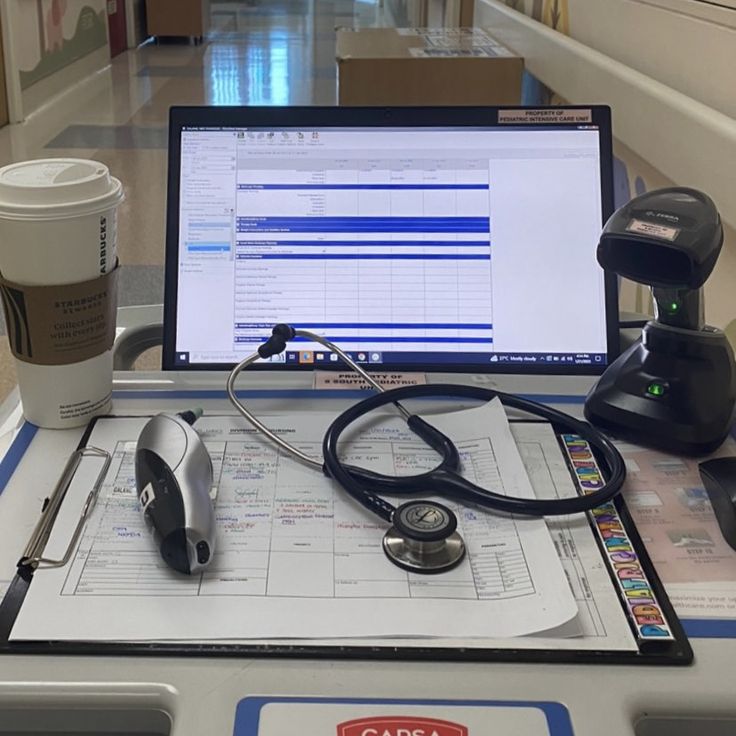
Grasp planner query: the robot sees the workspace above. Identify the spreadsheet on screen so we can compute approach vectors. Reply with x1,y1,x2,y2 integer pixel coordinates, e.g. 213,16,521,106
174,125,607,368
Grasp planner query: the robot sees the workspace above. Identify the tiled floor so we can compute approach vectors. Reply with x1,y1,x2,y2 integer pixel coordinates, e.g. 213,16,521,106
0,0,388,400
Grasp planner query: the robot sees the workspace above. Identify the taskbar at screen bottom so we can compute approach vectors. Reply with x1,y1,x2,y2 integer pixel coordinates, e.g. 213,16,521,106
175,350,608,367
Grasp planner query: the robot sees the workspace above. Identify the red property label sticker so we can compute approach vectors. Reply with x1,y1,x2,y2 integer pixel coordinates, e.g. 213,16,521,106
338,716,468,736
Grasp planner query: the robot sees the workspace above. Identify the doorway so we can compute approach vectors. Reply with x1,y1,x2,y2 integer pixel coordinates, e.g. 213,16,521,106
107,0,128,58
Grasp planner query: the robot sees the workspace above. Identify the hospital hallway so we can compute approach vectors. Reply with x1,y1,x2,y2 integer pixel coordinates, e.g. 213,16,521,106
0,0,734,400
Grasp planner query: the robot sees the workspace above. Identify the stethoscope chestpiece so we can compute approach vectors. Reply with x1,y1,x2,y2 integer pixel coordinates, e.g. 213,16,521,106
382,500,466,574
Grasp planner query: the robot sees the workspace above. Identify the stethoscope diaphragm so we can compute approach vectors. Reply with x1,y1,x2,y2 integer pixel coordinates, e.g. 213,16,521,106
382,500,466,574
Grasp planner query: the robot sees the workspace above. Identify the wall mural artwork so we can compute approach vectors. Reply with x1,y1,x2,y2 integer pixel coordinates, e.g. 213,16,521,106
20,1,108,90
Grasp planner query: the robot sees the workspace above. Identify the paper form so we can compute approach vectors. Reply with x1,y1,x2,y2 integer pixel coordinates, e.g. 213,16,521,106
10,400,581,642
188,422,633,651
617,438,736,620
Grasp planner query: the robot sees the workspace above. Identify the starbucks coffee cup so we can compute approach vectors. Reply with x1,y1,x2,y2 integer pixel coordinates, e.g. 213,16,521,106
0,159,124,428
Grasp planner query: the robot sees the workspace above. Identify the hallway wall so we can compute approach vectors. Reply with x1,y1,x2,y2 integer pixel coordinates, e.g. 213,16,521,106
498,0,736,118
0,16,8,128
3,0,111,120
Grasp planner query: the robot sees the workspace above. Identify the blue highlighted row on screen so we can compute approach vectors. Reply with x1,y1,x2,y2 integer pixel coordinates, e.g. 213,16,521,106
237,223,490,235
237,217,489,225
186,243,231,252
235,322,493,330
234,336,493,344
238,226,490,233
236,254,491,260
237,184,489,190
237,218,489,232
236,240,491,248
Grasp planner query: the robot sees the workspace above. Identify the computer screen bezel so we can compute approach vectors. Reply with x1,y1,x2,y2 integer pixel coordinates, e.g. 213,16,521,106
163,105,618,374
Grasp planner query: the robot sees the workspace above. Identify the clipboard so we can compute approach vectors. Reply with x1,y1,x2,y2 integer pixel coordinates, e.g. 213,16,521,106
0,402,693,665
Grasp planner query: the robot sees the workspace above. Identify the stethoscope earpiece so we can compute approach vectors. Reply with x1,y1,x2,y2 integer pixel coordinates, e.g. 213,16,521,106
382,501,466,574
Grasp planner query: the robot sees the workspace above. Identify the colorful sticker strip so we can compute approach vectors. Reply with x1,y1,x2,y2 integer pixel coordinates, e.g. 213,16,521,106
561,434,674,640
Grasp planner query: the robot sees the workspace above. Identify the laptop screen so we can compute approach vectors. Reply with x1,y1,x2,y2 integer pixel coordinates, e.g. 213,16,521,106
164,107,617,372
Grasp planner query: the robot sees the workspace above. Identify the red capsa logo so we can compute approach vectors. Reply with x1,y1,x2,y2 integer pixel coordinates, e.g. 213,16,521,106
337,716,468,736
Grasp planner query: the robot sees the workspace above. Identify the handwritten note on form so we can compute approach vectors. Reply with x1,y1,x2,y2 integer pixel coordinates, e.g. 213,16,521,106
11,400,584,643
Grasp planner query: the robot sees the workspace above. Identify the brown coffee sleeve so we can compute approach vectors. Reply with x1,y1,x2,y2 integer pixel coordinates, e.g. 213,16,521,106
0,265,119,366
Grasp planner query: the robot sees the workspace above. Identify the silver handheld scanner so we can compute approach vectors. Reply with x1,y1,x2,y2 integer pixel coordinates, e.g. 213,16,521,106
135,412,216,574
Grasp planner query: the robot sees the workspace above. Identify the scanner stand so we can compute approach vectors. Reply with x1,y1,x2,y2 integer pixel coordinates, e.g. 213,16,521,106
585,320,736,455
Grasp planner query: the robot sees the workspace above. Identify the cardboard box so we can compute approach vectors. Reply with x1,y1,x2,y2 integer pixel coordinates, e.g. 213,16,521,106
336,27,522,107
145,0,209,39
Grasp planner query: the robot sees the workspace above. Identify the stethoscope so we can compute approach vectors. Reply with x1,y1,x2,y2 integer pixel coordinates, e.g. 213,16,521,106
227,324,627,574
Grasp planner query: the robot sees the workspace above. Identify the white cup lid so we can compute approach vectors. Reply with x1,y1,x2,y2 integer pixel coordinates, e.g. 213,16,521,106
0,158,124,219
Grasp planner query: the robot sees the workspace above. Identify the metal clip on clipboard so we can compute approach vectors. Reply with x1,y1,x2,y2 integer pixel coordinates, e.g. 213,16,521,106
19,447,111,571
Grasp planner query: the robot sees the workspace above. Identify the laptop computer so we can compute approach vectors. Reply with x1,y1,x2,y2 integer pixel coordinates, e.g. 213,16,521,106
163,106,617,374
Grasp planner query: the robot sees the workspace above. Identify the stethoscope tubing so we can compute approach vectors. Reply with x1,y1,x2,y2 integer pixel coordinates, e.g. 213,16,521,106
227,325,627,525
321,383,627,520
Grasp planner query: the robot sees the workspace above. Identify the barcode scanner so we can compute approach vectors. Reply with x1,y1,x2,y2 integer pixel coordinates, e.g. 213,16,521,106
585,188,735,454
135,410,216,574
